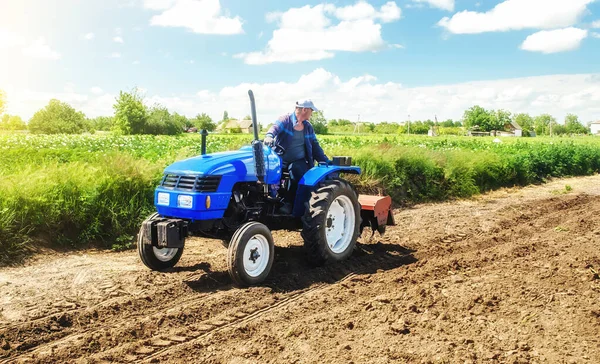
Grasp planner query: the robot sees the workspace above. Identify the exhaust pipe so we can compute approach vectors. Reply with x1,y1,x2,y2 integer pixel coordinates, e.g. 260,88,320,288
248,90,266,187
200,129,208,155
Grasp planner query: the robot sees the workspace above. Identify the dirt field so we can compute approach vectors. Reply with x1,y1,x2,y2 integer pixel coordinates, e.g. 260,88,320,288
1,175,600,364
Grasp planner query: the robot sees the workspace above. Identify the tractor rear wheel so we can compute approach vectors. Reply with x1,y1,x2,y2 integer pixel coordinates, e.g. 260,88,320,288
137,213,184,271
227,222,274,287
301,179,361,266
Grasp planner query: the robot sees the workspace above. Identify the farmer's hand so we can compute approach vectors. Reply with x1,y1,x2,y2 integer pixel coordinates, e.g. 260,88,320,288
264,135,274,147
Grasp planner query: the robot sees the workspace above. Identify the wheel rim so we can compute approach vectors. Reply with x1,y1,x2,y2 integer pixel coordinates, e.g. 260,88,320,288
325,195,355,254
243,234,270,278
153,247,179,262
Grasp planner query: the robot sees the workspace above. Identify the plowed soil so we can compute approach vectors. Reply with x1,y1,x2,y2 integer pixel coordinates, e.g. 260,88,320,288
2,175,600,364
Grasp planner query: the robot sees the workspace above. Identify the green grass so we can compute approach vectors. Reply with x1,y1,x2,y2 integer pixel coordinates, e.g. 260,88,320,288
1,132,600,264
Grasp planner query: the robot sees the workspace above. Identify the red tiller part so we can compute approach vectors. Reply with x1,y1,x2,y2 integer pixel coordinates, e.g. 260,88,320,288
358,194,393,226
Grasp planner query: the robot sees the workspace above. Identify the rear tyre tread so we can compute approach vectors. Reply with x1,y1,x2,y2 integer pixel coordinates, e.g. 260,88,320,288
301,179,361,266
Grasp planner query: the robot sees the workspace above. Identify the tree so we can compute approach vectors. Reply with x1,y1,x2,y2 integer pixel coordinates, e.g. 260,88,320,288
513,113,534,136
172,112,192,129
534,114,556,136
310,110,328,134
462,105,497,131
552,124,567,135
565,113,589,134
88,116,113,131
28,99,87,134
0,114,26,130
375,122,401,134
441,119,455,127
193,113,216,131
222,110,229,122
145,104,184,135
112,88,147,135
494,109,512,130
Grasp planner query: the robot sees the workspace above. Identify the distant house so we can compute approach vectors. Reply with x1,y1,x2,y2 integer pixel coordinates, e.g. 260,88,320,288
237,119,254,134
591,121,600,135
217,118,255,134
507,121,523,137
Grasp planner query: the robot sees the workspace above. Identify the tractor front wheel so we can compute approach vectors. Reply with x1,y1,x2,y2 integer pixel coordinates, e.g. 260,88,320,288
137,213,184,271
301,179,361,266
227,222,274,287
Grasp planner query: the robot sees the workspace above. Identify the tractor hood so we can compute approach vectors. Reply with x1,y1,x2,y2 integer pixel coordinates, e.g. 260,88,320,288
162,145,281,185
165,149,253,176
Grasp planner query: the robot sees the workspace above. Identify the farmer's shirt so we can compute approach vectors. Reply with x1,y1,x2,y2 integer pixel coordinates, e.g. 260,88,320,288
282,129,306,164
265,112,329,166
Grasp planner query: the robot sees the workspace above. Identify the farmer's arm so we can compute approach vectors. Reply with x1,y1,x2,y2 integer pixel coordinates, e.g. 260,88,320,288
266,116,287,138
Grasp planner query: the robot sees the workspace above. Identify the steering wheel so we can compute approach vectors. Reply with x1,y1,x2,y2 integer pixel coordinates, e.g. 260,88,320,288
272,143,286,156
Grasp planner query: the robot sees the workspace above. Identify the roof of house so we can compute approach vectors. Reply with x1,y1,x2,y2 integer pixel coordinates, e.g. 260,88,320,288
238,119,253,129
510,121,522,130
222,119,240,129
590,120,600,125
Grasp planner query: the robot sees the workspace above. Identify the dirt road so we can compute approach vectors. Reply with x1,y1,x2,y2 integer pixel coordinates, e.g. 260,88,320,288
2,175,600,363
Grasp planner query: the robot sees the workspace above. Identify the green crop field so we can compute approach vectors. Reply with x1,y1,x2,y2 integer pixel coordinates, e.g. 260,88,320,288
2,132,600,264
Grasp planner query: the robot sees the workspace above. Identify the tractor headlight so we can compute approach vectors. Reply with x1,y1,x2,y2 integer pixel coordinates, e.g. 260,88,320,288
157,192,170,206
177,194,193,208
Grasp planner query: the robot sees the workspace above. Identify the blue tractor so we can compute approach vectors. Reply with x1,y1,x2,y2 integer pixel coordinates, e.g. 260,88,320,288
137,90,394,286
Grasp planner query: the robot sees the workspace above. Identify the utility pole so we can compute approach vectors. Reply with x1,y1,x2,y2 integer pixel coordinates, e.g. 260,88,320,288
354,114,361,134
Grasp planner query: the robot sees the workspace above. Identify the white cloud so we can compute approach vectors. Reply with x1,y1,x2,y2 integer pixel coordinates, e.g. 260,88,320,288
148,0,244,35
592,20,600,28
133,60,141,64
438,0,594,34
6,70,600,123
22,38,61,60
90,87,103,94
331,1,401,23
109,52,121,58
113,36,124,43
412,0,454,12
143,0,176,10
521,27,588,54
81,33,95,40
593,32,600,38
235,1,401,65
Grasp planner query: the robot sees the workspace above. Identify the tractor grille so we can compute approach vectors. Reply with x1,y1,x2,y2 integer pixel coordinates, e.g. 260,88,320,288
160,174,221,192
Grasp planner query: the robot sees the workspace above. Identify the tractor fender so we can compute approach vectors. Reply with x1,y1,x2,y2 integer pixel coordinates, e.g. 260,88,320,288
292,165,361,217
298,165,361,187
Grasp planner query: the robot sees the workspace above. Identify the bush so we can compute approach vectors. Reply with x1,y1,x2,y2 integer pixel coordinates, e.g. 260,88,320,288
28,99,87,134
0,114,27,130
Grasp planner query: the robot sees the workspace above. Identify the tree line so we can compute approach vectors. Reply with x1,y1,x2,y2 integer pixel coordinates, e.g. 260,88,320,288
0,88,219,135
0,88,595,136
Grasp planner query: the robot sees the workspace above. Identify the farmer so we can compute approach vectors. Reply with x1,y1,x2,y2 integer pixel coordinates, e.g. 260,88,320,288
264,99,330,213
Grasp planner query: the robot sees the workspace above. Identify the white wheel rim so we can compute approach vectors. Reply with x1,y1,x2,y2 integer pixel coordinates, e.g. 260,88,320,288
325,195,355,254
153,247,179,262
243,234,270,278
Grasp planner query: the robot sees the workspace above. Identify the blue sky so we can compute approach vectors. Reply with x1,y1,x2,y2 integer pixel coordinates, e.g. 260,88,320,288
1,0,599,124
